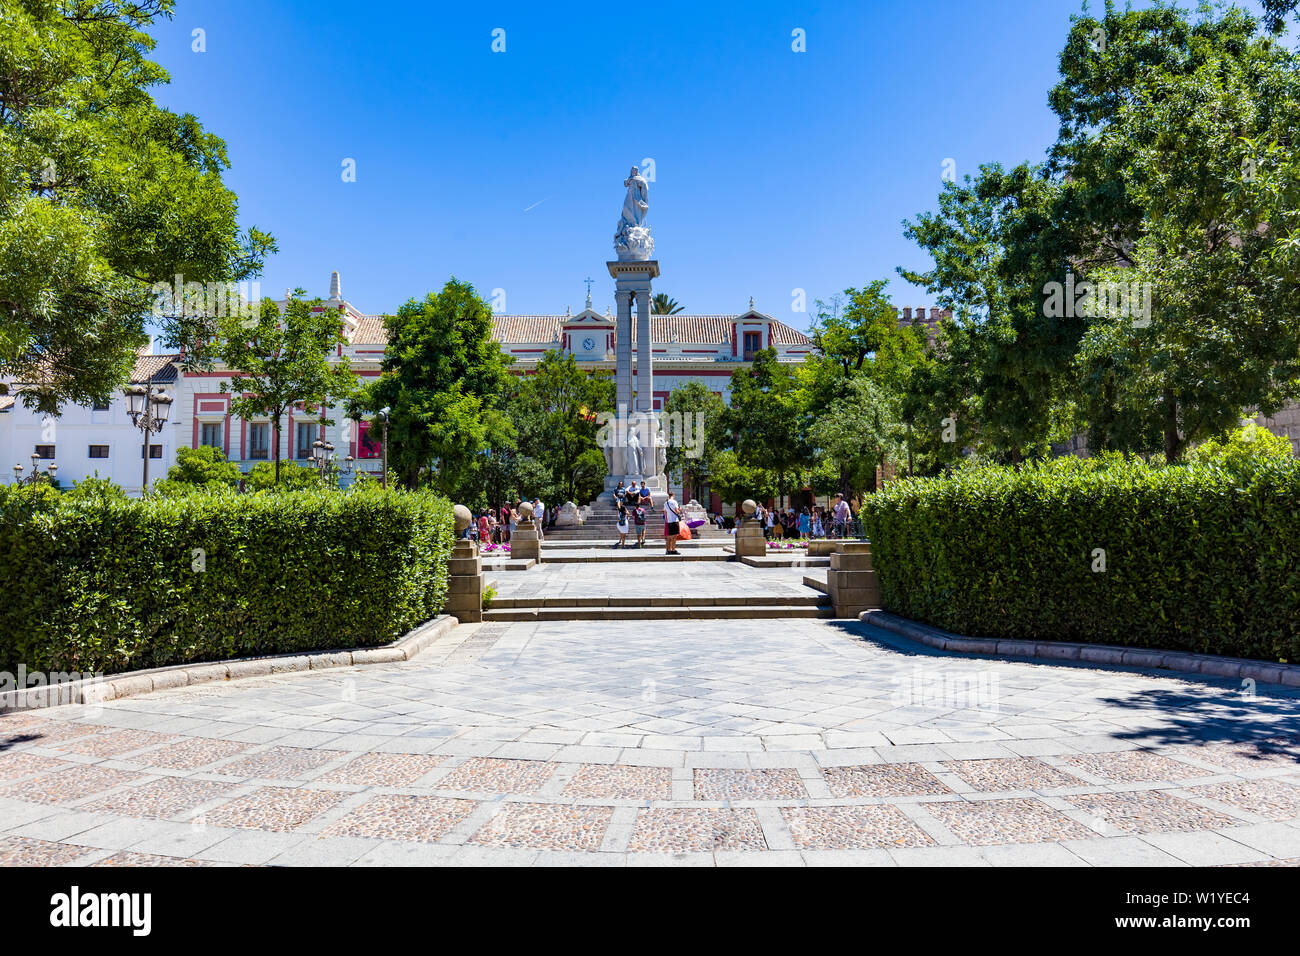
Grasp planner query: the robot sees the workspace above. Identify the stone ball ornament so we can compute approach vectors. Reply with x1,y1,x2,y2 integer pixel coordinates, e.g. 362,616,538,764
518,501,534,519
453,504,473,532
742,499,757,516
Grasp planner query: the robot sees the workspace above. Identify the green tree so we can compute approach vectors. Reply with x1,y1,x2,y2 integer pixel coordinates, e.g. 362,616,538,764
723,348,811,505
651,294,683,314
708,449,777,508
0,0,274,413
808,376,904,500
662,380,727,502
1057,4,1300,460
214,293,357,484
155,445,240,492
522,350,613,503
368,279,513,491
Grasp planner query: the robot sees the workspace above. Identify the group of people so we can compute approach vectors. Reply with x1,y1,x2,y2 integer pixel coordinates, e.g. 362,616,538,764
612,480,685,555
472,498,548,544
722,492,854,540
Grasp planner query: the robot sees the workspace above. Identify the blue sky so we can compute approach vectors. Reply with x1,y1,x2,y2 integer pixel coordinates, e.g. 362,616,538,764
144,0,1275,328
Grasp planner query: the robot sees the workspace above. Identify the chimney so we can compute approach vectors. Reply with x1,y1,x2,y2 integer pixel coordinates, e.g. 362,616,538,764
902,307,912,321
329,270,342,300
929,307,941,323
942,308,953,321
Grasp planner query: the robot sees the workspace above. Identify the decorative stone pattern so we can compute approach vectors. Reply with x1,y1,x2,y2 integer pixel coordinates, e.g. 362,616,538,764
782,805,936,849
470,802,614,850
693,768,807,801
1185,779,1300,820
1061,751,1213,783
437,757,556,795
136,738,251,770
79,777,240,820
927,798,1097,845
821,763,951,799
319,753,447,788
0,752,69,783
320,795,477,843
0,836,92,867
203,786,346,832
1,764,140,804
561,764,672,800
1065,790,1239,834
91,851,216,867
627,808,767,853
53,729,177,757
942,757,1086,793
217,746,344,780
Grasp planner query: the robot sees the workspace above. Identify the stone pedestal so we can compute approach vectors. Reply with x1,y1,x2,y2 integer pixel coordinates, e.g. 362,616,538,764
512,518,541,562
446,538,484,623
734,517,767,558
827,540,881,618
555,501,583,528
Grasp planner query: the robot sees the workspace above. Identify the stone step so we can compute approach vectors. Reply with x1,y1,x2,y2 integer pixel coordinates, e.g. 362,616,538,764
482,603,834,622
490,594,828,609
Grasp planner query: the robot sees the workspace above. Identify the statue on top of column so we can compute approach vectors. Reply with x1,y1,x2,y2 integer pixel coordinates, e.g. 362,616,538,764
615,165,654,261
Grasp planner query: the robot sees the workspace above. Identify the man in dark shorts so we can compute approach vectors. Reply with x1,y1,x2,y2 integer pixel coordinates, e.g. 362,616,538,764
663,493,683,555
633,502,647,547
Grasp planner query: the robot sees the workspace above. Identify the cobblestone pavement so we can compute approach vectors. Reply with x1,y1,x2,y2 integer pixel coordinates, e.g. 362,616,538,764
3,616,1299,867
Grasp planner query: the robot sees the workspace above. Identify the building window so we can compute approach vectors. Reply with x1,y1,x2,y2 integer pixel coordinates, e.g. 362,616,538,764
140,445,162,459
88,445,110,459
200,422,223,449
743,331,762,359
248,422,269,459
34,444,55,459
92,399,110,411
296,422,316,459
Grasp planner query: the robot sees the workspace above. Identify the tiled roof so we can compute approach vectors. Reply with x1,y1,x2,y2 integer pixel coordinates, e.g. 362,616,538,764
351,315,388,345
0,395,13,412
130,351,179,384
342,314,814,349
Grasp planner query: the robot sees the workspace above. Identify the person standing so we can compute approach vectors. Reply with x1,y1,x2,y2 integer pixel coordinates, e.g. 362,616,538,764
615,501,630,548
832,493,850,538
798,506,810,539
633,500,647,547
663,491,683,556
533,498,545,540
477,511,490,544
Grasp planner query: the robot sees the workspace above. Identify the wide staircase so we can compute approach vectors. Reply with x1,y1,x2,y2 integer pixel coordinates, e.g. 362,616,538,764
542,496,730,542
483,592,833,621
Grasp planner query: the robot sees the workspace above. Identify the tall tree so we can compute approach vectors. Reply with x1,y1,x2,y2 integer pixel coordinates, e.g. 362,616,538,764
0,0,274,412
521,350,613,503
367,279,513,490
723,348,810,505
216,294,357,483
662,380,727,502
651,294,683,314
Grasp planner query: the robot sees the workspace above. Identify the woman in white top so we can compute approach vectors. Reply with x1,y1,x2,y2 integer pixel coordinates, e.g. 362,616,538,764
615,502,630,548
663,494,683,555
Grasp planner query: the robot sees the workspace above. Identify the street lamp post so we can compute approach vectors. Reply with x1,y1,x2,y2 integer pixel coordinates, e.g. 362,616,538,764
124,376,174,494
310,437,336,482
13,452,57,486
378,406,390,489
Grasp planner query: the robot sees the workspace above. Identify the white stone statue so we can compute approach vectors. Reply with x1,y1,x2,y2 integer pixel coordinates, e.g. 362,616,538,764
626,424,645,476
615,166,654,260
655,426,667,476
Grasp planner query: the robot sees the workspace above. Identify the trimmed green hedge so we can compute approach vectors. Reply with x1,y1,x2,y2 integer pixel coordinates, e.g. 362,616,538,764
0,484,454,674
860,456,1300,663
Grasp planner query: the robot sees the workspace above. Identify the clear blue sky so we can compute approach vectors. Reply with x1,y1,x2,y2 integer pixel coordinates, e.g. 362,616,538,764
142,0,1273,328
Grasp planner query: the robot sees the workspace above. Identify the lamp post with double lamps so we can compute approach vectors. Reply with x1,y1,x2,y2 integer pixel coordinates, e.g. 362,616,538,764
124,378,173,494
13,452,57,486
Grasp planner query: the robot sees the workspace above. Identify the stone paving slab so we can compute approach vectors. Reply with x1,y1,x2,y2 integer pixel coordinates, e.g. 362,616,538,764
2,601,1299,866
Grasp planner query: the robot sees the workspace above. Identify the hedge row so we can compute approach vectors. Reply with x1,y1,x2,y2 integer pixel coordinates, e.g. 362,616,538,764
0,485,455,675
860,456,1300,663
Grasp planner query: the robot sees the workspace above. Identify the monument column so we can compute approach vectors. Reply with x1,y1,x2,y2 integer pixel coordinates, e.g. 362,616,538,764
636,288,653,412
615,289,634,413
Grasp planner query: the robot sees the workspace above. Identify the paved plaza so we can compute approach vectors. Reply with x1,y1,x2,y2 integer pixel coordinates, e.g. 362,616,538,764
3,595,1300,866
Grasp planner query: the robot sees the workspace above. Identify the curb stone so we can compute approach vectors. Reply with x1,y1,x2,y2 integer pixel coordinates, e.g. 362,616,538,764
0,614,459,714
860,610,1300,688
